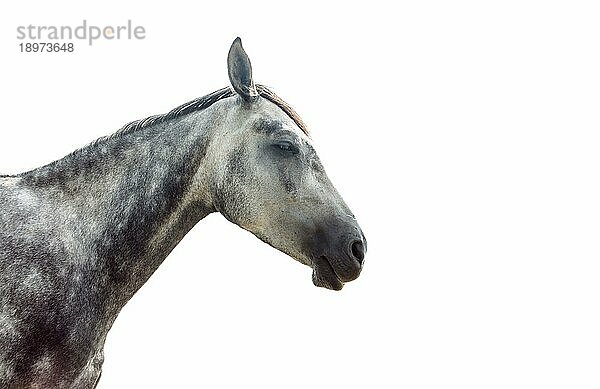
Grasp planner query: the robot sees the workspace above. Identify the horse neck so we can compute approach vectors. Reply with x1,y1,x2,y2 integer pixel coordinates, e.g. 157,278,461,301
23,112,219,305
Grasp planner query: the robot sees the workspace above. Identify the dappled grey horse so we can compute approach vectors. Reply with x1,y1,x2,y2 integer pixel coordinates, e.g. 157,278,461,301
0,38,366,388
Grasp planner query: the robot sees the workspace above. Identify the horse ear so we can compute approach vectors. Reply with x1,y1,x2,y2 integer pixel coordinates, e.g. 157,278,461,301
227,37,257,101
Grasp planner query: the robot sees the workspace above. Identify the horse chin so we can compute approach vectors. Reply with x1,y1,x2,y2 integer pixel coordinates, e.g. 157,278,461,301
311,256,344,291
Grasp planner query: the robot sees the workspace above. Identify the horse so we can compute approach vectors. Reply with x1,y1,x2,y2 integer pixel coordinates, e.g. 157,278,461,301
0,38,366,388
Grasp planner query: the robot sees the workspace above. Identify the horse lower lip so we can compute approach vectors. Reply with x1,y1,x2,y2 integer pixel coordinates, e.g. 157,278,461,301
312,256,344,290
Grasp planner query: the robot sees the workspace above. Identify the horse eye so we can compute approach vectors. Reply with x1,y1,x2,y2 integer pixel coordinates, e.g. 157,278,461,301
274,141,299,155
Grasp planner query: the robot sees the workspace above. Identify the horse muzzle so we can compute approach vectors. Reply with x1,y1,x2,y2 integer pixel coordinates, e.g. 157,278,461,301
310,224,366,291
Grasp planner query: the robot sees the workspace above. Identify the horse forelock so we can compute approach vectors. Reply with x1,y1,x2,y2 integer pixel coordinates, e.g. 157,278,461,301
255,85,309,136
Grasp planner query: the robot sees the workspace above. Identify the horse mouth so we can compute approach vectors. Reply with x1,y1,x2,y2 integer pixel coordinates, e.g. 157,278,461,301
312,256,344,291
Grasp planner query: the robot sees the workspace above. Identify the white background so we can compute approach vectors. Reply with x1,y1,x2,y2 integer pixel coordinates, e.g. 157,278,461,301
1,1,599,388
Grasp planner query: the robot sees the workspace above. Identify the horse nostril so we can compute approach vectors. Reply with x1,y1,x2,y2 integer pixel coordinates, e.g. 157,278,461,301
350,240,365,265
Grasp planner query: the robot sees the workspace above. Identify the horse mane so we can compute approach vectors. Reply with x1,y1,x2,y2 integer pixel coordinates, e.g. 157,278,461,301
109,84,308,142
12,85,308,180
